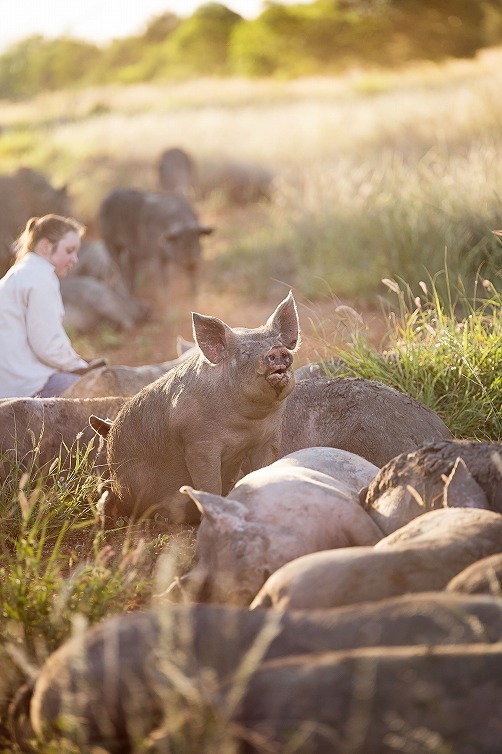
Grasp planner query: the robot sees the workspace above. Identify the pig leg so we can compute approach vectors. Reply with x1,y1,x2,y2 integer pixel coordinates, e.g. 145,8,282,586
246,441,280,473
167,489,201,525
221,464,246,496
184,444,223,496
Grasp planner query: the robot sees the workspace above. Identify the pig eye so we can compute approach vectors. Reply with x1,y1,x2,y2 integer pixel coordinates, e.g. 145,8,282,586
240,348,250,361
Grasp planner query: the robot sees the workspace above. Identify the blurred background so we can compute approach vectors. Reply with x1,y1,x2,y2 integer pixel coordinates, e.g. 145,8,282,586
1,0,501,364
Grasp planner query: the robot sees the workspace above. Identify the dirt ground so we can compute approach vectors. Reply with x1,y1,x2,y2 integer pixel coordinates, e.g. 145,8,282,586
75,270,390,369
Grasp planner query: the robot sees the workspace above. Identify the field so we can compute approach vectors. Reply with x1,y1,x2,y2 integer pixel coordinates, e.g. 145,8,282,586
1,47,501,364
1,46,501,367
0,48,501,752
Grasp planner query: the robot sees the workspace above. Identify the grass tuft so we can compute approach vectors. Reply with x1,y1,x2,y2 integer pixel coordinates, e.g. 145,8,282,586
313,269,501,441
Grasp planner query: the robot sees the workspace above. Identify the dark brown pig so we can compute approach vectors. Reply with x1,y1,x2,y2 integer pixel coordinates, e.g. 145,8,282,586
158,146,197,197
362,439,502,535
11,596,502,753
234,644,502,754
98,188,213,294
90,292,300,525
280,377,452,467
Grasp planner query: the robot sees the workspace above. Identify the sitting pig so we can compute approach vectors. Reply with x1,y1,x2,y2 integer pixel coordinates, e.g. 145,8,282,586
90,292,300,525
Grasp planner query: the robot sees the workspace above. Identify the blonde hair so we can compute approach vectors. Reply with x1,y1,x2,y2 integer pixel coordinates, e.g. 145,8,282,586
15,214,86,262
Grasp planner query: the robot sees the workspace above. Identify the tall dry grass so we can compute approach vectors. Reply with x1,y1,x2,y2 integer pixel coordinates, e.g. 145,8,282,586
2,48,501,300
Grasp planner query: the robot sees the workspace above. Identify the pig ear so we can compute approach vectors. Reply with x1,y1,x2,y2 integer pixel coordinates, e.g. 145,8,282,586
180,486,246,522
89,415,113,438
443,457,488,509
162,222,184,242
267,290,300,351
176,335,195,356
358,485,369,507
192,313,233,364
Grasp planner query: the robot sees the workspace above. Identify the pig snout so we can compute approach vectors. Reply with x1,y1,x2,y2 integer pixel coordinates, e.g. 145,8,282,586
264,346,294,395
266,345,293,371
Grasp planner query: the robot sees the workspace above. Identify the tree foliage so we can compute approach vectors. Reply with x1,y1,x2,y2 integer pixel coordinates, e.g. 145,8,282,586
165,2,243,76
0,0,500,98
0,35,99,98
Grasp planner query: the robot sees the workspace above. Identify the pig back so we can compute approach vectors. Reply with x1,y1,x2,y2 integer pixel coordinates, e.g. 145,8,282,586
280,377,452,466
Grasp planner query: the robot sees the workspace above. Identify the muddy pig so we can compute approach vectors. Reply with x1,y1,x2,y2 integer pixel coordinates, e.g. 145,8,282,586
90,292,300,525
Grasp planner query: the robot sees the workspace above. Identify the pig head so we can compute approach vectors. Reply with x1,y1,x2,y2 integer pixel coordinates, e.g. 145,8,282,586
140,193,213,294
90,291,300,525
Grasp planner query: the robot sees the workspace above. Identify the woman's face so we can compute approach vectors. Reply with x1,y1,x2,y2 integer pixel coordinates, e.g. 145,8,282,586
49,230,81,278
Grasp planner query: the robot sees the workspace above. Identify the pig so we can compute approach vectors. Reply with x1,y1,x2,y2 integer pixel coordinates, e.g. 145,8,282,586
447,553,502,596
73,240,149,307
0,396,125,480
250,508,502,610
60,275,150,333
264,446,381,490
280,377,452,467
158,146,197,198
375,507,502,551
178,448,382,605
233,644,502,754
61,347,198,399
72,239,123,284
197,157,275,204
89,292,300,525
98,188,213,293
0,167,71,276
361,439,502,535
158,148,275,204
11,596,502,752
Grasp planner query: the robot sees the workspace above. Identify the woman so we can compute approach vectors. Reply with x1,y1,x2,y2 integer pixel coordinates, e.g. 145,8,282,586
0,214,103,398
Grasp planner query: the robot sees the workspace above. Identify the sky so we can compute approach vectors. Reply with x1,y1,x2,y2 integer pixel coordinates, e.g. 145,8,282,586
0,0,309,52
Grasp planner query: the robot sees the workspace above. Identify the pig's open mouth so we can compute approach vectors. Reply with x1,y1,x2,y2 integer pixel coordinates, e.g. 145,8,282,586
266,366,292,393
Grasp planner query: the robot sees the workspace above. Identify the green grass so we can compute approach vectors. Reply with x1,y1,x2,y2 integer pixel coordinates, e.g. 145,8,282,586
312,269,501,441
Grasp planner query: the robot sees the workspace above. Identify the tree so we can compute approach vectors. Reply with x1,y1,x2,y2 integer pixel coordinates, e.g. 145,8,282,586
142,12,181,44
388,0,486,59
165,3,243,76
0,35,99,98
